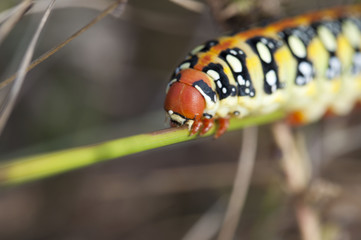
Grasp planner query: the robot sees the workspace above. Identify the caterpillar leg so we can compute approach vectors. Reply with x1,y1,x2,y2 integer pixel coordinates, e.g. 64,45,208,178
190,118,215,136
215,118,230,138
190,118,203,136
200,118,214,135
190,117,229,138
286,111,305,126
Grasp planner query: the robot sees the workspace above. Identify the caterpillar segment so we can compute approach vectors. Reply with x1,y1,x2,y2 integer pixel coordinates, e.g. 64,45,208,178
164,5,361,137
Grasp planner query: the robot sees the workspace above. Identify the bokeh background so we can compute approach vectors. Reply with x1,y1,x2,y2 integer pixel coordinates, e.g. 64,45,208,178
1,0,361,239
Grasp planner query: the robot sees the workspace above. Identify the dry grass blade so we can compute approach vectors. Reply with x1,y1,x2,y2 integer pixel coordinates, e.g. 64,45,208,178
0,0,57,136
0,0,127,90
0,0,123,20
271,122,321,240
169,0,205,13
272,122,308,193
217,126,258,240
182,197,227,240
0,0,33,45
0,0,32,24
183,128,258,240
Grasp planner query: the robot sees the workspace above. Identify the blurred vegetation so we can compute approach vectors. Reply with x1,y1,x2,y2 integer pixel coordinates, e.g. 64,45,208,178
0,0,361,239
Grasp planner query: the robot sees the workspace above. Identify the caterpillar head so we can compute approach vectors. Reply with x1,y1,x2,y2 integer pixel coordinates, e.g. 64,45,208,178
164,69,208,128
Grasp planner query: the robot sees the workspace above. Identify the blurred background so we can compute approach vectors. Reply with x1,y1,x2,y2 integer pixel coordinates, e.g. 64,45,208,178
0,0,361,239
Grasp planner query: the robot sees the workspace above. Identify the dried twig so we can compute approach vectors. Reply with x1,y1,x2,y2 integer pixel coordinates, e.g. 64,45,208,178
182,197,227,240
272,122,321,240
0,0,57,135
0,0,33,45
169,0,205,13
0,0,127,90
0,0,124,20
217,126,258,240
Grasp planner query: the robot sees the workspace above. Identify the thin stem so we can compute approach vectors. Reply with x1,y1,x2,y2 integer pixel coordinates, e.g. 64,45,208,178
182,197,227,240
295,199,322,240
0,0,127,90
0,0,56,135
169,0,205,12
271,122,321,240
217,126,258,240
271,122,308,193
0,111,284,187
0,0,33,45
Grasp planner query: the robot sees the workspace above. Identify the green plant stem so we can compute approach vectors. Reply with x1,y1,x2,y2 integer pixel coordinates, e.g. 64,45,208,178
0,111,284,187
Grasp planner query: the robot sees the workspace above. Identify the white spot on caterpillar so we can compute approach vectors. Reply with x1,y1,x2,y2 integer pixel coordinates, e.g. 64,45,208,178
342,20,361,48
230,49,237,55
299,61,312,73
226,54,243,72
245,80,250,87
296,76,305,85
289,35,306,58
318,26,337,52
299,61,313,82
168,110,173,115
326,56,341,79
216,80,222,88
237,75,245,85
179,62,191,70
190,45,204,55
261,38,268,44
266,70,277,86
250,91,255,97
222,87,227,94
245,88,250,94
207,69,220,80
256,42,272,63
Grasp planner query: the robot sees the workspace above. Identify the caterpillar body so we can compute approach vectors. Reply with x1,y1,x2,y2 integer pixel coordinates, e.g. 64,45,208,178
164,5,361,137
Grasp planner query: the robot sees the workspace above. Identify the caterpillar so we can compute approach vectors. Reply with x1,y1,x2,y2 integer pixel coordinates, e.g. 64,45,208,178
164,4,361,137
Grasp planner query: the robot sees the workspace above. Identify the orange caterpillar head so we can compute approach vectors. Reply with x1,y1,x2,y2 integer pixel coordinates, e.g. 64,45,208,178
164,69,210,128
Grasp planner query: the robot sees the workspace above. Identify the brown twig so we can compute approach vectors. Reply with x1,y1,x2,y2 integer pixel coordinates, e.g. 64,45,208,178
0,0,33,45
0,0,127,90
169,0,205,13
217,126,258,240
271,121,321,240
0,0,57,135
